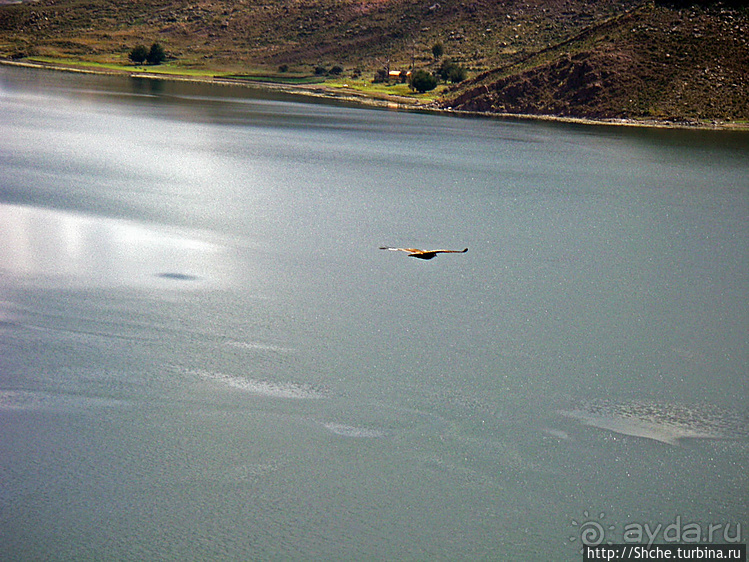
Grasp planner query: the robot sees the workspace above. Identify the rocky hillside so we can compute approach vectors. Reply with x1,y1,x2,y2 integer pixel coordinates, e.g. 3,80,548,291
0,0,746,125
0,0,641,71
439,2,749,124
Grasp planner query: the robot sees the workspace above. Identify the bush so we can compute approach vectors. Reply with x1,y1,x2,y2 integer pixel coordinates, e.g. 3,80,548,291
146,43,166,65
128,44,148,65
439,58,467,83
432,42,444,59
373,68,388,83
409,69,438,93
446,65,467,83
330,65,344,76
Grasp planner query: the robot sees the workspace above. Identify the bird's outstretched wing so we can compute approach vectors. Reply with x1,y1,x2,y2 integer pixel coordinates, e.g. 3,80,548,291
432,248,468,254
379,247,422,253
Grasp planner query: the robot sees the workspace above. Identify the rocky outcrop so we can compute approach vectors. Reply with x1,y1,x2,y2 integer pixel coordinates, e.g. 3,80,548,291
445,52,635,118
441,3,749,123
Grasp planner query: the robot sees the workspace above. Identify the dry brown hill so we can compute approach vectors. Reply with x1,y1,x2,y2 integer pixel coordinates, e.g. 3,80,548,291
0,0,746,125
439,2,749,125
0,0,641,71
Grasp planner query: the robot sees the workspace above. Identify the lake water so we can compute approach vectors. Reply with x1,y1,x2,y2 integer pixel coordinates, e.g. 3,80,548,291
1,65,747,560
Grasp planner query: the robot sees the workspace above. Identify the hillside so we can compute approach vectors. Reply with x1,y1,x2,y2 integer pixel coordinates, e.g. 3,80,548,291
0,0,747,126
439,2,749,125
0,0,642,70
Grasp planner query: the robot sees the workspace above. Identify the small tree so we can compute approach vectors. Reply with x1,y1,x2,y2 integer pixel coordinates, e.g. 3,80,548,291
409,69,438,93
439,58,467,83
448,65,467,83
432,42,444,59
129,45,148,65
146,43,166,65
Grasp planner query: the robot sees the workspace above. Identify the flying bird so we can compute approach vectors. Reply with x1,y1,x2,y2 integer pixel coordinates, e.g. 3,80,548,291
379,247,468,260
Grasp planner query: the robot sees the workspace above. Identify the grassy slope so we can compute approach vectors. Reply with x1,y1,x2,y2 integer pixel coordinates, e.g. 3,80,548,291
0,0,640,69
0,0,746,124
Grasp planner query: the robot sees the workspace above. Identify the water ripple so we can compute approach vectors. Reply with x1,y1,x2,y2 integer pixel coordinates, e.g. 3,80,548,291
195,370,326,399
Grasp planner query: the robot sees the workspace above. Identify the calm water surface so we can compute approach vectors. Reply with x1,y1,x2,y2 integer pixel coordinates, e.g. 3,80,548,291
1,65,747,560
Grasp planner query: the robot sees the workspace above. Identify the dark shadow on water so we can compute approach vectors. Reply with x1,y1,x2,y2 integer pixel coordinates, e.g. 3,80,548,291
156,272,200,281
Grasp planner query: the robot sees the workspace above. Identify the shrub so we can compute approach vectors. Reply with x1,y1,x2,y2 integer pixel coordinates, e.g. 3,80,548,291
439,58,467,83
446,64,467,83
128,44,148,65
146,43,166,65
409,69,438,93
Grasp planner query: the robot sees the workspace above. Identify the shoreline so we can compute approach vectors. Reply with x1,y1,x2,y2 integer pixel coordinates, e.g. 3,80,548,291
0,58,427,111
2,58,747,132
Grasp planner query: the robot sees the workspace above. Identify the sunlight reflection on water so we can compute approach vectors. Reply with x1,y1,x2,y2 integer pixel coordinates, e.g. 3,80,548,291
0,203,240,289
